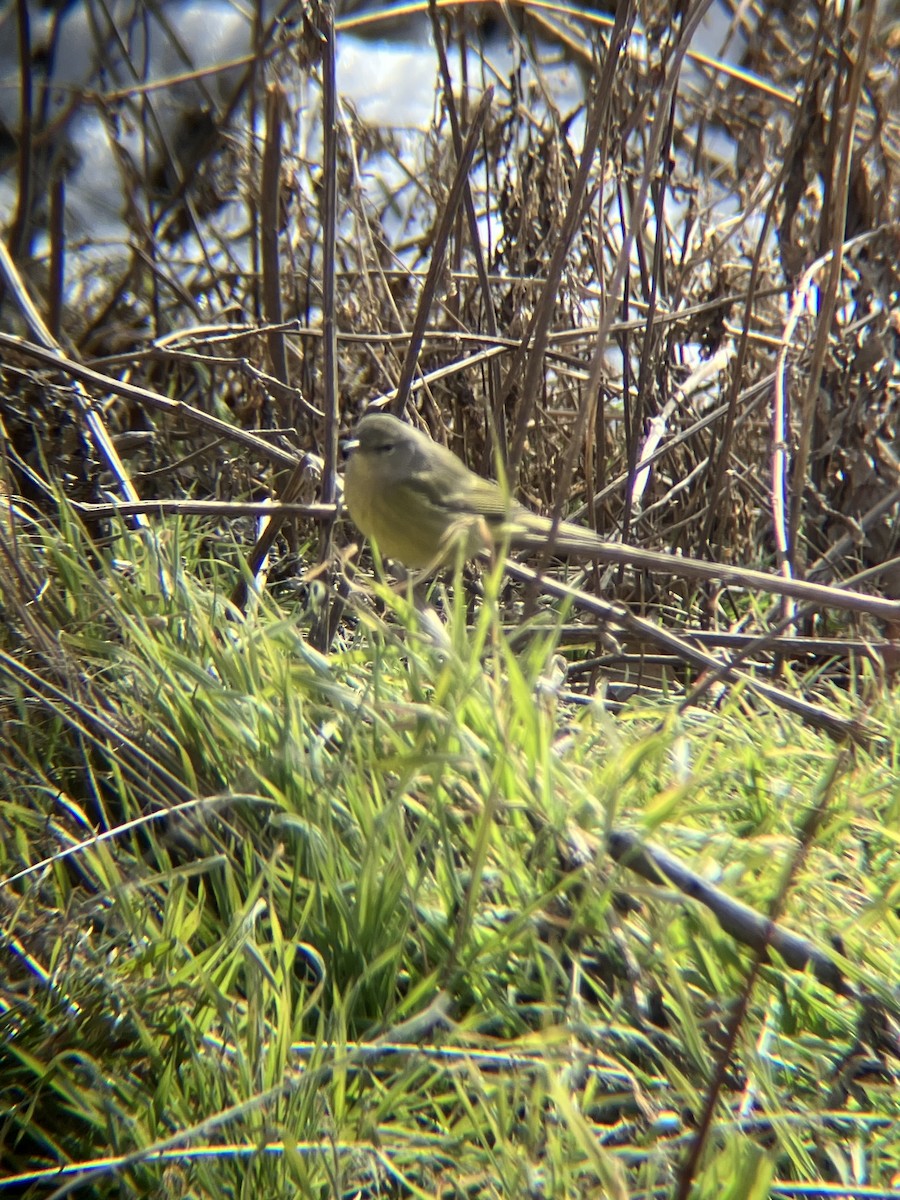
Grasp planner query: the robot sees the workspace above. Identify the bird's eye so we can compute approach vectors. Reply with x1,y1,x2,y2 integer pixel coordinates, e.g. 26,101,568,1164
372,440,394,454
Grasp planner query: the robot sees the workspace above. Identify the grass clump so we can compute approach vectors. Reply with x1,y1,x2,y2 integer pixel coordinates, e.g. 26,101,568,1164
1,509,898,1198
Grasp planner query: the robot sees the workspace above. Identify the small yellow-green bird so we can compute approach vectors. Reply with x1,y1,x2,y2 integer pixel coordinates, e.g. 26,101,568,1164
342,413,882,626
342,411,604,569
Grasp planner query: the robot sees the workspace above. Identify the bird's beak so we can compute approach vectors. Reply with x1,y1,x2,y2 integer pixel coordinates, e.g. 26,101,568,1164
340,432,359,460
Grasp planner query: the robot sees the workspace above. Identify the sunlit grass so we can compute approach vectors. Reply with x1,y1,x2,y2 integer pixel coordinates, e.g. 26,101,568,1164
1,507,898,1197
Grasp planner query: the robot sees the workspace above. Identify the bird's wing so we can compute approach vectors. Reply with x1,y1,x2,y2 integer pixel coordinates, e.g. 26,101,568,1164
404,444,516,521
453,475,517,521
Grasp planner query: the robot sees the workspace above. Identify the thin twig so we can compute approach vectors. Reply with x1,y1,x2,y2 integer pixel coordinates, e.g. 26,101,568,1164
0,242,149,530
0,332,300,470
673,752,848,1199
388,86,495,419
508,537,900,622
261,83,289,392
606,817,857,1003
788,0,879,557
505,0,637,476
505,560,873,743
428,0,505,461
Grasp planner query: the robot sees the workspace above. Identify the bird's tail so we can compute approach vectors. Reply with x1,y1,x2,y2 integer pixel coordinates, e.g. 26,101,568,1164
508,510,606,557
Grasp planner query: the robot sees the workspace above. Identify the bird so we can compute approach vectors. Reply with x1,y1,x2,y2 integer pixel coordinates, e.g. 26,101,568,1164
342,411,604,569
340,414,900,629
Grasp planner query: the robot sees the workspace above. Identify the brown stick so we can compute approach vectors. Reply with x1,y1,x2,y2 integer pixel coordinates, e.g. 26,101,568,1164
388,86,494,419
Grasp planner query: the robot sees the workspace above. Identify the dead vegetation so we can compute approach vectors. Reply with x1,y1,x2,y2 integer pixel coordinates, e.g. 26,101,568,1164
1,0,899,703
